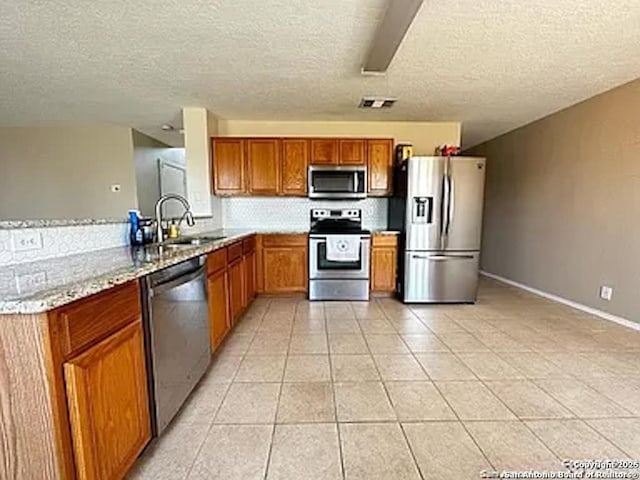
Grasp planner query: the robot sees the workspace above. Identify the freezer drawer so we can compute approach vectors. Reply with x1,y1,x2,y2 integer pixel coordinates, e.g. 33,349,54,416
403,251,479,303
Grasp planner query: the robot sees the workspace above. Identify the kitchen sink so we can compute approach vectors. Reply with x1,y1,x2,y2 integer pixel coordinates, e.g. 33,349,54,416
162,236,226,248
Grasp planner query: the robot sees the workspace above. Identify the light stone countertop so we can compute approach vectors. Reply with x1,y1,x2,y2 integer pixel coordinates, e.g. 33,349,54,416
0,229,269,315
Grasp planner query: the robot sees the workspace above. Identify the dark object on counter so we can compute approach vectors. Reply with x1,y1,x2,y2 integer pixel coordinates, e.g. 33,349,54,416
395,144,413,165
128,210,144,246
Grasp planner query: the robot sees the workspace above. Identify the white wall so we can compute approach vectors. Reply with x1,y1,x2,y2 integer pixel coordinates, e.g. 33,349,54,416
217,120,461,155
0,125,137,220
183,107,214,216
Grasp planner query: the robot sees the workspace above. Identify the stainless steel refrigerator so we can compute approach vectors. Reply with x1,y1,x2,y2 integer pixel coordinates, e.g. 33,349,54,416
389,156,486,303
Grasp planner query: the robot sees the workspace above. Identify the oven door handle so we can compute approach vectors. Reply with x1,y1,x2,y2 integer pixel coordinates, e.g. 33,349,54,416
310,236,370,242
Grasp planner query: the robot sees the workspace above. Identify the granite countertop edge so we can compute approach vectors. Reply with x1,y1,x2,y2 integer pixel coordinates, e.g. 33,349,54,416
0,229,399,315
0,230,260,315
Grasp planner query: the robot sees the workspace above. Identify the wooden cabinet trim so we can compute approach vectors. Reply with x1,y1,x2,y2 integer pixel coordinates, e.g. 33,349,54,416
338,138,367,165
56,281,140,359
246,138,281,195
309,138,338,165
280,138,309,196
228,241,243,262
242,235,256,254
367,138,394,197
211,138,246,195
207,248,228,276
371,234,399,247
261,233,308,248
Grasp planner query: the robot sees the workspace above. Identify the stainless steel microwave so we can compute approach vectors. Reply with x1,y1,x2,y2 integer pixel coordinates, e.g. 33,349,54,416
308,166,367,199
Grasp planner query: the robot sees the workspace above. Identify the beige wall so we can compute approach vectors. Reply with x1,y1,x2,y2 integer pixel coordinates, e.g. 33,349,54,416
133,130,187,217
0,125,137,220
217,120,461,154
469,79,640,322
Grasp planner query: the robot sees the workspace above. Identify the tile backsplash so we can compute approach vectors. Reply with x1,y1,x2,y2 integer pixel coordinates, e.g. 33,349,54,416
222,197,388,231
0,222,129,266
0,198,387,266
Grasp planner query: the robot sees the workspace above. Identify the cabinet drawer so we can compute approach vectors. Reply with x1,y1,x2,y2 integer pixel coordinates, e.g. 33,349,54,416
372,234,399,247
56,281,141,358
261,233,307,248
228,241,243,262
207,248,228,276
242,235,256,254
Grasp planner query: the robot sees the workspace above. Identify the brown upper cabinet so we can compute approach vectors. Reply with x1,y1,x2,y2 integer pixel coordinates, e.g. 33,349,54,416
246,138,280,195
309,138,339,164
338,139,367,165
212,136,394,197
281,139,309,195
212,138,246,195
367,138,394,196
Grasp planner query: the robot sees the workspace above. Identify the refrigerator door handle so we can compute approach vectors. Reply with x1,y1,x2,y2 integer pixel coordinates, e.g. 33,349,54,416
447,174,454,235
411,254,475,261
441,174,451,245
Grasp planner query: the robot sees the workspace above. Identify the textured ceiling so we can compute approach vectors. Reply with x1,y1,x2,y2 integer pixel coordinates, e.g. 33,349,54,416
1,0,639,147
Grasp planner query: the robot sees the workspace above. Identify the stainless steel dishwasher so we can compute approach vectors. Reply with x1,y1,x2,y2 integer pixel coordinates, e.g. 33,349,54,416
142,255,211,435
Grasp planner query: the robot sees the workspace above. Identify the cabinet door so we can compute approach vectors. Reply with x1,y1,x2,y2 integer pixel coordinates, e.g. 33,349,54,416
208,270,229,350
367,139,394,196
244,250,256,302
263,247,307,293
246,139,280,195
64,320,150,480
212,138,245,195
228,260,244,324
281,139,308,195
309,139,338,165
339,139,366,165
371,247,397,292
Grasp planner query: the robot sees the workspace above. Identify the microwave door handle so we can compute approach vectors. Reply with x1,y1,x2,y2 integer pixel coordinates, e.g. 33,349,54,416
353,172,359,193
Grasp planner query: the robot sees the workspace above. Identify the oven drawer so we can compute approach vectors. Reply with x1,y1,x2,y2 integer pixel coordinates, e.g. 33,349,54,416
309,279,370,301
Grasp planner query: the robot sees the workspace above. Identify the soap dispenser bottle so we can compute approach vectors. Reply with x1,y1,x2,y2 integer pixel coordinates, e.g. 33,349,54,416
128,210,144,246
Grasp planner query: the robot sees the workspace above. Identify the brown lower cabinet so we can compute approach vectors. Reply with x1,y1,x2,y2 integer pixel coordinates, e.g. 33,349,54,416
370,234,399,294
257,233,308,293
64,320,150,480
207,236,257,341
207,248,230,350
0,280,150,480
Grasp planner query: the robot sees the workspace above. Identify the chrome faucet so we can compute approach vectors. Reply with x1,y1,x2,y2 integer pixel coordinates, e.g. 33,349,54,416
154,194,195,243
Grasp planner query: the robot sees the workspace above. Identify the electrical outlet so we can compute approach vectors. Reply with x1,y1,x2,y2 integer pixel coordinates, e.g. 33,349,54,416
11,230,43,252
15,271,47,293
600,285,613,301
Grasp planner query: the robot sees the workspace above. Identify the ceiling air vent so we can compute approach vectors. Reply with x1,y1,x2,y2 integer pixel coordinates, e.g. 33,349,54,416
359,97,397,109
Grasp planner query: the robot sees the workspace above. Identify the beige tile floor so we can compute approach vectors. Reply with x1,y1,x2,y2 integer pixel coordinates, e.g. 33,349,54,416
128,278,640,480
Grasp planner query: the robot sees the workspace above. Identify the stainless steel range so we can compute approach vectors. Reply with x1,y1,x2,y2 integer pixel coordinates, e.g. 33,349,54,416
308,208,371,301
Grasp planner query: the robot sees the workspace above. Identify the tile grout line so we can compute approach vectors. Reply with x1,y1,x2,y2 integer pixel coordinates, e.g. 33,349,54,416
262,297,297,480
360,300,425,480
384,302,500,472
325,302,346,480
183,298,272,479
419,307,591,467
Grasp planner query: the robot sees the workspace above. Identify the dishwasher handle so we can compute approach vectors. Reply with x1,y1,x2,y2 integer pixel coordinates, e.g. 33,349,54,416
150,265,206,296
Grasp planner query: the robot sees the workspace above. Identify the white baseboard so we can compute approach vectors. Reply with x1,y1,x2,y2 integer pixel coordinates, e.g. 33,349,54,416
480,271,640,332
